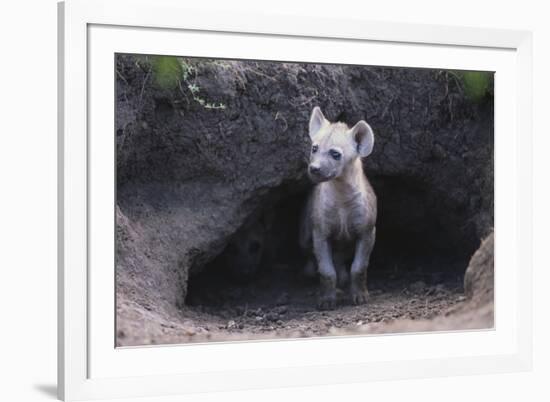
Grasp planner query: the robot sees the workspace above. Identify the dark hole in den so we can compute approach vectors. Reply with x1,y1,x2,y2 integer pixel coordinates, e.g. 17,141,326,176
185,179,474,311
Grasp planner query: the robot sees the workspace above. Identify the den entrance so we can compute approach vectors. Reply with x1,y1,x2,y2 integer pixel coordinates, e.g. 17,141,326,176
184,177,476,336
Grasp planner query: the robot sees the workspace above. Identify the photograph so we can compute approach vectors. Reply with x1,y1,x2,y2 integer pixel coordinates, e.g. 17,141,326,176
115,53,495,347
2,0,546,400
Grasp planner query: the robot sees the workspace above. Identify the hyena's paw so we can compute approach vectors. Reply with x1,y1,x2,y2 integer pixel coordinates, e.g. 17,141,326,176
317,289,337,310
350,288,369,305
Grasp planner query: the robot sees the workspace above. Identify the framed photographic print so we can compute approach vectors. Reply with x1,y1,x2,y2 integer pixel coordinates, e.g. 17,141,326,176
58,0,533,400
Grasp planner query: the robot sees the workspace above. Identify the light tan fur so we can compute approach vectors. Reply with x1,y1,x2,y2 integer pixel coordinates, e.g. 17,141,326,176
300,107,377,309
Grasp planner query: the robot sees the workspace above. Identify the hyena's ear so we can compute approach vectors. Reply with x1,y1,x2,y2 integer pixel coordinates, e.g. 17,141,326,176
309,106,327,139
350,120,374,157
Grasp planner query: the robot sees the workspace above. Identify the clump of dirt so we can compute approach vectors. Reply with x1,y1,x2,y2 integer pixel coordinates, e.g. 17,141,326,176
464,232,494,304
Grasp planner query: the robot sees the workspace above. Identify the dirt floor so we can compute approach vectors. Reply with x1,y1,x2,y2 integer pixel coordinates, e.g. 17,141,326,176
116,263,483,346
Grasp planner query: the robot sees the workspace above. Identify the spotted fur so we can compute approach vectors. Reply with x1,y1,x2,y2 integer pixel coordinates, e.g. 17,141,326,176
300,107,377,309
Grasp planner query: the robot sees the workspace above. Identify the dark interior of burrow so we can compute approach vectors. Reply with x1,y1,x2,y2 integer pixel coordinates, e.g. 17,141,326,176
185,176,478,310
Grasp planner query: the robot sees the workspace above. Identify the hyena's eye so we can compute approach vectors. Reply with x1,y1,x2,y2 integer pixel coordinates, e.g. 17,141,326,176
329,149,342,160
311,145,319,153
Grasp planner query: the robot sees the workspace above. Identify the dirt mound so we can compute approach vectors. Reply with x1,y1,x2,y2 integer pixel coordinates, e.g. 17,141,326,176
464,232,495,303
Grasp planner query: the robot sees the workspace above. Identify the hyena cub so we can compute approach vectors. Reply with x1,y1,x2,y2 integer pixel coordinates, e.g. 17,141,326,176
222,216,269,279
300,107,377,309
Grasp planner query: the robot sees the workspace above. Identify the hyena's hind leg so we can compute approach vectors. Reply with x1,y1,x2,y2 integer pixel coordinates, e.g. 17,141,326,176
333,252,350,289
303,257,317,278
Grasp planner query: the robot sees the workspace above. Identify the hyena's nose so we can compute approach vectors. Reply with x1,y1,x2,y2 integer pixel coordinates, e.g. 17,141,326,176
309,165,321,176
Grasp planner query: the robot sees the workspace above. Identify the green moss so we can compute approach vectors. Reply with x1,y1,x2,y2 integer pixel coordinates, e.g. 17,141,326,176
151,56,183,90
138,56,226,110
459,71,493,103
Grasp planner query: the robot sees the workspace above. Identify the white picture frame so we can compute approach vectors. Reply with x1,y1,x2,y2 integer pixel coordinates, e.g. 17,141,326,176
58,0,533,400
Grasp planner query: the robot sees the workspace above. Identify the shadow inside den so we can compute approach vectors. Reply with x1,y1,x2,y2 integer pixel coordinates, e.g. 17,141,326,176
186,176,474,315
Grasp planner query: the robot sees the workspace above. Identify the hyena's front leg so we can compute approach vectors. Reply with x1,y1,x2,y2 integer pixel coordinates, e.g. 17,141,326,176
313,231,337,310
350,227,376,305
